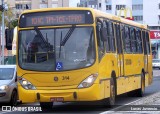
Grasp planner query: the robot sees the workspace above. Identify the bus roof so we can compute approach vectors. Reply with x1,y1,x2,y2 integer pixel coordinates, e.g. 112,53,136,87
21,7,94,14
93,9,147,29
21,7,147,29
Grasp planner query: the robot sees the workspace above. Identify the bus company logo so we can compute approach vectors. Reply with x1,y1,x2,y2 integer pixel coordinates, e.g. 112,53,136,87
54,76,58,81
2,106,11,111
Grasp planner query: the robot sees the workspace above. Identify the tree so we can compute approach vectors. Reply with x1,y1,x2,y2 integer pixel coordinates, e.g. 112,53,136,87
0,5,17,28
10,19,18,28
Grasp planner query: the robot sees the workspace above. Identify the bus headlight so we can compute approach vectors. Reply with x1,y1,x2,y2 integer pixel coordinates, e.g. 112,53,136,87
18,77,36,90
78,73,98,88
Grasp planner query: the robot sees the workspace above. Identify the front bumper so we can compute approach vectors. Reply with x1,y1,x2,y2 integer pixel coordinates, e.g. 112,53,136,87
0,91,11,103
152,66,160,68
19,84,103,103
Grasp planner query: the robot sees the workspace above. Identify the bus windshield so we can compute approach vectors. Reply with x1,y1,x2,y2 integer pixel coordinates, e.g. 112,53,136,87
18,26,95,71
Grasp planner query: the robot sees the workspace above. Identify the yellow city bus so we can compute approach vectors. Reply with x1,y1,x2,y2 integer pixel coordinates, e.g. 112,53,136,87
6,7,152,109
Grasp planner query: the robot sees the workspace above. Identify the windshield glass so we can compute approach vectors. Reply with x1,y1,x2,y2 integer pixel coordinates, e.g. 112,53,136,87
0,68,14,80
18,26,95,71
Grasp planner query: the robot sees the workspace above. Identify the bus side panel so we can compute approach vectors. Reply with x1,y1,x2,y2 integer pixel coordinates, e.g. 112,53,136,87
99,53,118,99
120,54,143,93
123,54,134,77
132,54,144,76
116,77,126,95
117,54,144,95
99,54,109,99
148,54,153,85
148,31,153,85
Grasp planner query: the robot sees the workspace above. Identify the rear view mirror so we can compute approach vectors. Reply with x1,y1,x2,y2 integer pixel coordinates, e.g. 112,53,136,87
15,76,17,82
5,28,14,50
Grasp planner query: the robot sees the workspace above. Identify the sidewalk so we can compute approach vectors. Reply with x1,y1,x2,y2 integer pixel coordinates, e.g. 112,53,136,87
103,92,160,114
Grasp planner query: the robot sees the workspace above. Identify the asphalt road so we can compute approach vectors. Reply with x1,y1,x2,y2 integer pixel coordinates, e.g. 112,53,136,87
0,69,160,114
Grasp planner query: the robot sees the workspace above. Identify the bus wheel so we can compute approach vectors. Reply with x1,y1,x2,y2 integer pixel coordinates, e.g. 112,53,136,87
102,77,115,107
136,72,145,97
40,102,53,111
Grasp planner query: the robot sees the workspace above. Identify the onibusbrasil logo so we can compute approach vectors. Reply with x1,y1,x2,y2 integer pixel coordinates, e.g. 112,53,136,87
2,106,42,112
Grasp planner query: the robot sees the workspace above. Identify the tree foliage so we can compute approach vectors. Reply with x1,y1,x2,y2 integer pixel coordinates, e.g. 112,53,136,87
0,5,17,28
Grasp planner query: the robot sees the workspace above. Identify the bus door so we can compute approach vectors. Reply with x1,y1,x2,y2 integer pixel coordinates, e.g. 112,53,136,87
142,31,148,76
142,30,152,85
146,31,152,84
114,23,124,77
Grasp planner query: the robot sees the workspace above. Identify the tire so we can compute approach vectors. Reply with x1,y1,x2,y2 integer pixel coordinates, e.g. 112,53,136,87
127,90,136,97
9,90,18,106
135,72,145,97
102,77,116,107
40,102,53,111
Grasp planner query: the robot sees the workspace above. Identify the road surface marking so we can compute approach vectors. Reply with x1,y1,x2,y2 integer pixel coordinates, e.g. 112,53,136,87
100,92,160,114
0,112,11,114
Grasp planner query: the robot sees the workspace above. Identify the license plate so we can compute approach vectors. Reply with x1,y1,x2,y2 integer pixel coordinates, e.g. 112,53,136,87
50,97,64,102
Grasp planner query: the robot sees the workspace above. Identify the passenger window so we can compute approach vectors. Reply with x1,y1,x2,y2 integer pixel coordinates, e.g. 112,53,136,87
96,19,105,61
121,25,125,51
136,29,143,53
105,21,115,52
124,26,131,53
115,24,122,54
130,28,137,53
109,22,116,52
146,32,151,55
105,20,110,52
142,31,147,55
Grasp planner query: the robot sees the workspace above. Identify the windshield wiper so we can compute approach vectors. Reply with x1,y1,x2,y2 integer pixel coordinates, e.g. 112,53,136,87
59,32,63,58
60,25,76,46
59,25,76,58
34,27,49,51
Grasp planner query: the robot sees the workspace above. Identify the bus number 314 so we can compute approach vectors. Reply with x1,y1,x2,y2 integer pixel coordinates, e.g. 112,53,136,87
62,76,70,80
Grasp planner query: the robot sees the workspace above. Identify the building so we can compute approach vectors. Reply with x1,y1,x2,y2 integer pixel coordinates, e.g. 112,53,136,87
32,0,80,9
132,0,143,23
80,0,132,17
79,0,98,8
1,0,80,18
12,0,79,18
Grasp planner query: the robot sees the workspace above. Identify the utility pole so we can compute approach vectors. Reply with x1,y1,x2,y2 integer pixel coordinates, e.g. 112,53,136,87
1,0,4,65
62,0,63,7
86,0,89,7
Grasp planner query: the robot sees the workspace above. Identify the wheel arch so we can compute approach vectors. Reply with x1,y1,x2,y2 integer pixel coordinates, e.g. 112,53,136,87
142,68,145,81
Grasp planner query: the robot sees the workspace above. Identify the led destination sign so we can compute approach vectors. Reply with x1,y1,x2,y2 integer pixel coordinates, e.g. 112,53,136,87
19,10,93,27
28,14,85,26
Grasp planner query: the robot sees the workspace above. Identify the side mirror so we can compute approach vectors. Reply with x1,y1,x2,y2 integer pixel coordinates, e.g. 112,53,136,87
15,76,17,82
100,28,108,41
15,72,17,82
5,28,14,50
